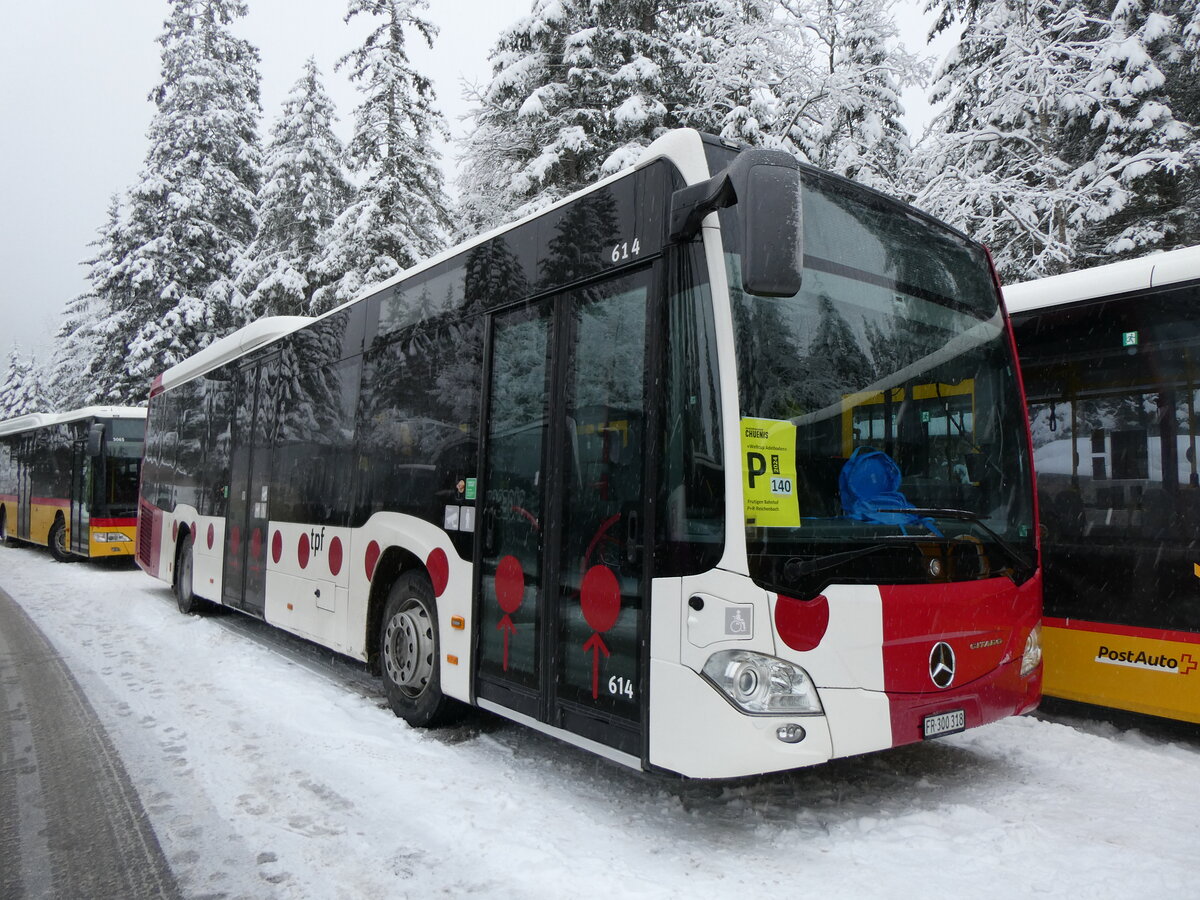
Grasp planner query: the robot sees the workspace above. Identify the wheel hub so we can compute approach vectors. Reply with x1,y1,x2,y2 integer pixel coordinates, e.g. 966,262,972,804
384,602,433,696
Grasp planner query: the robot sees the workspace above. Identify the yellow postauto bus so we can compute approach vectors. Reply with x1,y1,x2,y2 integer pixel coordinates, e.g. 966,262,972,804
0,406,146,561
1007,246,1200,724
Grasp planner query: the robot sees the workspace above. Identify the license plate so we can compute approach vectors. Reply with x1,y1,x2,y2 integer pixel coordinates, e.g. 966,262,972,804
923,709,966,739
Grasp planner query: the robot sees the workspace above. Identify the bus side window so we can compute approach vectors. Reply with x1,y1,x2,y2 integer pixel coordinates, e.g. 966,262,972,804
658,247,725,573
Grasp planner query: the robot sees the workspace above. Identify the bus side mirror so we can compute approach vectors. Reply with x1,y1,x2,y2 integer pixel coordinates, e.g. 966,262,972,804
87,423,105,458
668,149,803,298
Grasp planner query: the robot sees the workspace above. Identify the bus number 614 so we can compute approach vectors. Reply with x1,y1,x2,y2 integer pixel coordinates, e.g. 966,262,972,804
608,676,635,699
610,238,640,263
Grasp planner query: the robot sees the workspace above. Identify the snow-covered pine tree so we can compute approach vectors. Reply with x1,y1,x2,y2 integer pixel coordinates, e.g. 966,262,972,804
913,0,1198,279
457,0,729,234
50,197,126,409
237,58,354,320
459,0,923,232
310,0,452,314
0,348,49,419
1067,0,1200,260
695,0,922,195
88,0,262,403
801,0,921,191
51,287,100,410
1179,0,1200,241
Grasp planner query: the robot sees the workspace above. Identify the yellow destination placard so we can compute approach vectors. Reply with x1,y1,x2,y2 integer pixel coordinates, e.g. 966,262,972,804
741,417,799,527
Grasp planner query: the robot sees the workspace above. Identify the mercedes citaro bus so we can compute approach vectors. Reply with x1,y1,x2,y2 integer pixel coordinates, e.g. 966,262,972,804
137,130,1041,778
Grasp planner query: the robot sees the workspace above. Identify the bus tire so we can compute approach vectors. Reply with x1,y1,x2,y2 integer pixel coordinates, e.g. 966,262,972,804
0,507,9,544
380,571,458,727
174,536,203,615
48,518,75,563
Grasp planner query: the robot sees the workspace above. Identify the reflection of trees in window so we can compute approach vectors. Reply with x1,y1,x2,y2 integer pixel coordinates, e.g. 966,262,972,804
175,378,205,510
806,294,873,410
0,439,12,491
731,288,809,420
539,190,619,292
488,313,547,436
864,297,947,379
202,369,234,517
278,317,351,445
465,239,527,308
269,314,360,525
355,259,482,541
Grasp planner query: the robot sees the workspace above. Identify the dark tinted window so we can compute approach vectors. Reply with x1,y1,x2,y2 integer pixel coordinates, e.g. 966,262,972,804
0,437,13,495
174,378,206,511
272,321,362,526
656,243,725,574
1015,282,1200,632
355,290,483,558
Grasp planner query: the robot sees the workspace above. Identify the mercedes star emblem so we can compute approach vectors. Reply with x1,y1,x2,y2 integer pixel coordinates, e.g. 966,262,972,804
929,641,956,689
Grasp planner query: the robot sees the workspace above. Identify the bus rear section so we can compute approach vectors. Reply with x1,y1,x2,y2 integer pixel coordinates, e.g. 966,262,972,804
0,407,145,560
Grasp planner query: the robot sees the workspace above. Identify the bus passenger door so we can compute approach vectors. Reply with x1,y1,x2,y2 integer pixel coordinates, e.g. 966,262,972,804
223,357,279,616
69,428,91,556
16,434,32,539
476,270,652,759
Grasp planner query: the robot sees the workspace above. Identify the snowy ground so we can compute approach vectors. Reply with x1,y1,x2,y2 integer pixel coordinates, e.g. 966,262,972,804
2,542,1197,899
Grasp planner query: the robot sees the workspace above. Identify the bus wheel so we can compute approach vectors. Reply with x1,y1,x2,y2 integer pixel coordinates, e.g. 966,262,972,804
48,519,75,563
0,508,8,544
174,536,203,615
380,572,457,727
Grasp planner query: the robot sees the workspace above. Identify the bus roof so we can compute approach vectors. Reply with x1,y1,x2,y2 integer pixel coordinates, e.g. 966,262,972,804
0,405,147,438
1003,244,1200,315
153,315,314,395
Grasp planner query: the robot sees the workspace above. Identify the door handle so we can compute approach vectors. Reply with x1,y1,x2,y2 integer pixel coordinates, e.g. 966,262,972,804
625,508,641,567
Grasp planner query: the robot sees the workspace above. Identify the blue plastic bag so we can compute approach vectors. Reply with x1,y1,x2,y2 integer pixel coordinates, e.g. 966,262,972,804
838,447,941,535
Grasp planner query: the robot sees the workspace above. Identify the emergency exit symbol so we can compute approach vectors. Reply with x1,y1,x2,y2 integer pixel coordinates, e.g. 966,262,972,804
494,555,524,671
581,565,620,699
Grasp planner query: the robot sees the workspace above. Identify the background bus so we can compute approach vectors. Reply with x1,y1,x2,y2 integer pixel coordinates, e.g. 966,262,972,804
137,128,1041,778
1006,246,1200,725
0,406,146,561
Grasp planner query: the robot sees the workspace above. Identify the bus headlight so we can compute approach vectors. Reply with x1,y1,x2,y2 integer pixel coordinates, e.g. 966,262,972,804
94,532,132,543
1021,624,1042,677
701,650,823,715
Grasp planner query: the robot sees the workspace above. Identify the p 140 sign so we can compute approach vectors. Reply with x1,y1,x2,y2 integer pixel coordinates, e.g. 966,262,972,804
740,417,800,528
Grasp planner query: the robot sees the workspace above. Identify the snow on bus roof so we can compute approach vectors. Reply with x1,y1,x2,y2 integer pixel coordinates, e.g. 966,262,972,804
0,405,146,437
1003,244,1200,315
155,315,313,394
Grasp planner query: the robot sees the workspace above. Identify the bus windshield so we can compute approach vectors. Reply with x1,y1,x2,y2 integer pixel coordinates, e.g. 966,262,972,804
724,171,1035,598
101,418,144,514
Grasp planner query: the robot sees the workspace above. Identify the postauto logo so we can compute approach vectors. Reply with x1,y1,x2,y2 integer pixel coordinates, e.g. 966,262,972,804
1095,645,1199,675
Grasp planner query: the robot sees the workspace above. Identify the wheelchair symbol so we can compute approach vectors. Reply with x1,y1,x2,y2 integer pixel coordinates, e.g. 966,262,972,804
726,608,750,635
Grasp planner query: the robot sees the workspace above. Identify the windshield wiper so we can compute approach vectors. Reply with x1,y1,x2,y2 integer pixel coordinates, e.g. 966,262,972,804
785,536,925,579
878,507,1034,576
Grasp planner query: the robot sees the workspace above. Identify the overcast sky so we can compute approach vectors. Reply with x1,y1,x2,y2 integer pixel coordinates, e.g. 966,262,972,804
0,0,942,380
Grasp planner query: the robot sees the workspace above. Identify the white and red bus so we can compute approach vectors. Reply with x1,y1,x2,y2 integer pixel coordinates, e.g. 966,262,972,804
1,406,146,560
1007,246,1200,725
137,129,1041,778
